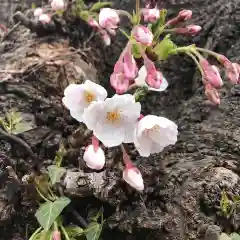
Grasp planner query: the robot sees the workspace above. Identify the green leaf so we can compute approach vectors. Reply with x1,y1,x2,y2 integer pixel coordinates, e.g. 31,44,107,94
219,233,232,240
151,9,167,36
230,233,240,240
79,10,90,21
152,34,177,60
233,196,240,202
90,2,112,12
47,165,66,185
35,197,71,231
85,222,103,240
220,190,231,216
134,86,149,101
131,43,142,58
31,3,36,9
12,122,32,134
65,226,84,237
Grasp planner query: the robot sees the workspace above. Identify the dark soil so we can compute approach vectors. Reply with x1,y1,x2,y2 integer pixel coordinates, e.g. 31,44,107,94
0,0,239,239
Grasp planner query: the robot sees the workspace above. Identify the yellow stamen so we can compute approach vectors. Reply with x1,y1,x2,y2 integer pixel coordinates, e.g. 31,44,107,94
84,91,95,103
106,110,121,124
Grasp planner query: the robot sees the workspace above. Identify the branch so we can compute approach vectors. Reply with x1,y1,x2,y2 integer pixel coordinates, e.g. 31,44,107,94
13,11,57,36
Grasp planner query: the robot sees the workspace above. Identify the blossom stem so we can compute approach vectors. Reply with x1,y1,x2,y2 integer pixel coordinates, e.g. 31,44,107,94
35,187,51,202
185,52,204,76
59,223,70,240
116,10,133,22
163,28,177,32
195,47,219,58
120,144,133,168
136,0,140,24
29,227,42,240
92,135,99,152
127,83,138,92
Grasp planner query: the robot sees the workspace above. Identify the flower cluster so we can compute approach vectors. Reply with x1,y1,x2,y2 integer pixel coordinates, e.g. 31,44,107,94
34,0,65,24
62,0,239,191
63,80,178,190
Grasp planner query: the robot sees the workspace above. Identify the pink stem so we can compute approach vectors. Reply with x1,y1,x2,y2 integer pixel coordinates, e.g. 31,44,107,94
92,135,99,152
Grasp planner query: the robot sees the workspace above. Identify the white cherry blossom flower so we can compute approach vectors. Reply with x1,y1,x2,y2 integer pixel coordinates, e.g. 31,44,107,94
62,80,107,122
83,94,141,147
134,115,178,157
135,66,168,91
83,145,105,170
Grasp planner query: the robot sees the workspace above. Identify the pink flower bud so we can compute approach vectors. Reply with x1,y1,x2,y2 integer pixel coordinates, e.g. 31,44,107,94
176,25,202,36
200,60,223,88
99,8,120,31
132,25,153,46
123,45,138,80
100,29,111,46
144,58,163,88
51,0,65,10
205,83,220,105
167,9,192,25
141,8,160,22
83,145,105,170
110,72,129,94
177,9,192,21
88,18,100,28
226,62,239,84
38,14,51,24
123,167,144,191
34,8,43,17
52,231,61,240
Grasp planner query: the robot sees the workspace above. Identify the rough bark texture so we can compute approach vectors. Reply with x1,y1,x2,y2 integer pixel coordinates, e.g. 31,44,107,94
0,0,239,239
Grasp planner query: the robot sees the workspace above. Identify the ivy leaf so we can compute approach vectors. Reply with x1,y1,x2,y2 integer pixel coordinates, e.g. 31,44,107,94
230,233,240,240
35,197,71,231
90,2,112,12
47,165,66,185
152,34,177,60
85,222,103,240
65,226,84,238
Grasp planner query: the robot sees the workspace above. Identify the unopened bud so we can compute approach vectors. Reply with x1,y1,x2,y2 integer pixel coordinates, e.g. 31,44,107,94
176,25,201,36
83,145,105,170
141,8,160,23
132,25,153,46
205,83,220,105
52,231,61,240
38,14,51,24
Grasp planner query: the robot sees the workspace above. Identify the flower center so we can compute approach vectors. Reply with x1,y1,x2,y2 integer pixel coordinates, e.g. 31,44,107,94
84,91,95,103
106,110,121,124
144,125,160,136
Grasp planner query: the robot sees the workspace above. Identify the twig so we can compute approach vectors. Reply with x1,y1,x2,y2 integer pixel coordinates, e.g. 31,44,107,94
57,185,88,228
0,127,39,164
1,22,21,43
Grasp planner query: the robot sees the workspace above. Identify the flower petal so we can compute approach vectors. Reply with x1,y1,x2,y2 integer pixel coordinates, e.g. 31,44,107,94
84,80,108,101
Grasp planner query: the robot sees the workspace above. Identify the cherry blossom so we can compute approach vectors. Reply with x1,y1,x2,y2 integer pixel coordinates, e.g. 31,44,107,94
83,94,141,147
34,8,43,17
83,145,105,170
99,8,120,32
141,8,160,22
123,167,144,191
62,80,107,122
38,14,51,24
132,25,153,46
51,0,65,11
135,66,168,91
134,115,178,157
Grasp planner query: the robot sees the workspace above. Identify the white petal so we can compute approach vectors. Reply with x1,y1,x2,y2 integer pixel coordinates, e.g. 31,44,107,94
83,145,105,170
82,101,104,130
64,84,83,97
123,123,136,143
134,130,152,157
122,102,141,123
123,168,144,191
137,115,160,136
70,109,84,122
149,76,168,92
94,123,125,147
84,80,108,101
135,66,147,86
